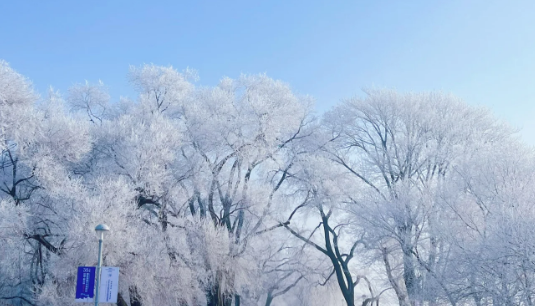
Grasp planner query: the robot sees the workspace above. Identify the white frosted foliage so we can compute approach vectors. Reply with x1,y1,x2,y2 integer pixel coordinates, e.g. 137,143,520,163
1,61,535,306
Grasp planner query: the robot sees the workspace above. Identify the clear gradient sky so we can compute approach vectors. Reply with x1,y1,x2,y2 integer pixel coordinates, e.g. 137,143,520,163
1,1,534,143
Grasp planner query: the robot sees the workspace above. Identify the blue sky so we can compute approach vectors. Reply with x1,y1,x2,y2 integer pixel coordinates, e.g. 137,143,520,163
1,1,534,143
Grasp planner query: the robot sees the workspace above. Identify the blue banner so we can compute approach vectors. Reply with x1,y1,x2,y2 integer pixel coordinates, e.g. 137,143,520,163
75,266,95,302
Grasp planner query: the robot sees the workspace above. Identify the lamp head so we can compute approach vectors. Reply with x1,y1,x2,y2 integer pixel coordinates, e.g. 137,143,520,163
95,224,110,240
95,224,110,232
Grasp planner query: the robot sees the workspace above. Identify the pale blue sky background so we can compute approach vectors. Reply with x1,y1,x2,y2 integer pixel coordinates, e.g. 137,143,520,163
1,1,534,143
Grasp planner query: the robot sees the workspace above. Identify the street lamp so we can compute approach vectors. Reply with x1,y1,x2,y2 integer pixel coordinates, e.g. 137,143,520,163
94,224,110,306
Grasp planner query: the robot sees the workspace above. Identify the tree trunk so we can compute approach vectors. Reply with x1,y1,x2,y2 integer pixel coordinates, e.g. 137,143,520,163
206,281,233,306
382,248,411,306
117,292,128,306
264,292,274,306
129,286,142,306
399,225,418,305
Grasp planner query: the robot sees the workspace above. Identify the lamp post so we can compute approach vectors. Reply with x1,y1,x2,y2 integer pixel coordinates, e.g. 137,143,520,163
94,224,110,306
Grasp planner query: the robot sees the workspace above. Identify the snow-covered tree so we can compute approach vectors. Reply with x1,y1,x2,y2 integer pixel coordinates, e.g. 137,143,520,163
3,60,535,306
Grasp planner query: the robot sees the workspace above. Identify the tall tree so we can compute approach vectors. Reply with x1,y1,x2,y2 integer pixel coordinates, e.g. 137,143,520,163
321,89,516,305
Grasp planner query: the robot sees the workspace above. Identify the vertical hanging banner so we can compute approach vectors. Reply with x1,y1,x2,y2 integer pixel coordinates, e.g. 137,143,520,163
75,266,96,302
99,267,119,303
